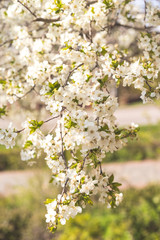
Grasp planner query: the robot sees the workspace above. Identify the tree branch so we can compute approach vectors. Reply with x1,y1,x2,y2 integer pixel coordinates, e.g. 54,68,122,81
113,22,159,33
0,39,15,48
44,115,60,124
16,115,60,133
16,128,25,133
86,0,97,7
17,0,60,23
61,177,69,198
99,162,103,175
12,85,36,100
60,112,68,169
63,63,84,87
144,0,147,29
17,0,37,18
33,17,60,23
81,152,90,170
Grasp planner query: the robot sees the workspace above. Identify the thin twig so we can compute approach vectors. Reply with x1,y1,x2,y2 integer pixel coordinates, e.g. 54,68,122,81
113,22,156,32
145,80,153,91
99,162,103,175
60,112,68,169
81,152,90,170
0,39,15,48
63,63,84,87
89,21,93,43
16,128,25,133
144,0,147,29
22,85,36,98
86,0,97,7
44,115,60,124
12,85,36,100
17,0,37,18
61,177,69,198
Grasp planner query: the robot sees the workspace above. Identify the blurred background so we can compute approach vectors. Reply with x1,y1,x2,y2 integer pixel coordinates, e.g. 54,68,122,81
1,0,160,239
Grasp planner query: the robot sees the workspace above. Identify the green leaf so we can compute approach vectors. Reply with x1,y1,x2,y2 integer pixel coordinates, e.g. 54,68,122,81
86,74,92,82
108,174,114,184
111,60,119,69
29,120,44,134
115,127,139,140
87,198,93,205
72,98,79,104
64,117,77,129
46,81,60,96
99,124,109,132
51,23,61,27
97,75,108,88
81,177,85,184
4,11,8,16
103,0,114,9
0,106,7,118
114,128,123,135
70,163,78,169
63,199,71,205
112,182,122,187
53,0,63,14
24,140,33,149
38,51,44,55
91,7,95,13
56,65,63,73
98,46,107,56
49,178,54,183
44,198,55,204
51,155,59,160
0,79,6,85
95,96,109,104
48,226,57,233
62,42,72,50
90,152,99,167
123,0,132,5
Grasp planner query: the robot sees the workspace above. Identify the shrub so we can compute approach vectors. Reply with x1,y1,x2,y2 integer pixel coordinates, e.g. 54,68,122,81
1,179,160,240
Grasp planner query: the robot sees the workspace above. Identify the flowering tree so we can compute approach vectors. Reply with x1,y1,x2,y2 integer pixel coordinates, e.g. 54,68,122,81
0,0,160,233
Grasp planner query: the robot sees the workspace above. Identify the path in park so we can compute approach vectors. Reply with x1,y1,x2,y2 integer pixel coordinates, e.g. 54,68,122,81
103,160,160,189
0,103,160,129
1,159,160,196
114,103,160,126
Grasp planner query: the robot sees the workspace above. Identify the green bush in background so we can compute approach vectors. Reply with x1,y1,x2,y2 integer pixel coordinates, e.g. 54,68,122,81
0,145,46,171
0,174,54,240
104,123,160,162
0,177,160,240
59,185,160,240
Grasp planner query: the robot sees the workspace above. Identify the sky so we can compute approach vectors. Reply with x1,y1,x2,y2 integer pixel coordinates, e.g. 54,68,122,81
134,0,160,7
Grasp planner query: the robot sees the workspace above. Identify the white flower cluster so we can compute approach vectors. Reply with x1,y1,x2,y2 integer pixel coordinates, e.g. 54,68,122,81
45,197,82,227
146,2,160,26
0,0,159,233
0,123,17,149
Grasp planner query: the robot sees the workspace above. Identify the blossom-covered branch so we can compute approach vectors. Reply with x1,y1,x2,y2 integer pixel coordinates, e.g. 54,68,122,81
0,0,160,233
